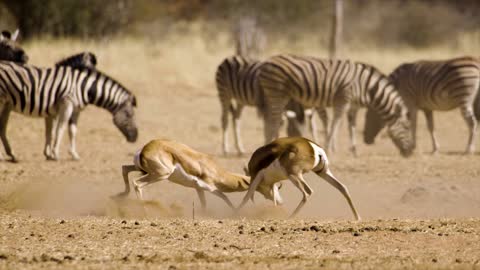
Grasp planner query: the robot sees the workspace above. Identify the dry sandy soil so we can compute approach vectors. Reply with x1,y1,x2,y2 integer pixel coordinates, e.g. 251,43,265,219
0,40,479,269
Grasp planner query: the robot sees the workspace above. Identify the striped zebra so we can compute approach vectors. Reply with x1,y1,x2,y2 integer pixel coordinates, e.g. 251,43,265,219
233,16,267,59
364,56,480,154
0,60,138,162
216,55,319,155
258,54,414,157
0,29,28,64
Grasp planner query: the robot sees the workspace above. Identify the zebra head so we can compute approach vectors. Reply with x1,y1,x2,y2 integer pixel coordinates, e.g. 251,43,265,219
0,29,28,64
113,95,138,143
364,106,414,157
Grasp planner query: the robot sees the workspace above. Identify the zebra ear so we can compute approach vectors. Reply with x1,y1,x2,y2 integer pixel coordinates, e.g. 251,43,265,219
132,96,137,107
1,30,11,40
11,29,19,41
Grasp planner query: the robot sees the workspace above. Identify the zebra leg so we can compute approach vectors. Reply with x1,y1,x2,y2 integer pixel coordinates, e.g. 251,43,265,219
306,110,318,142
316,108,329,145
347,107,359,157
461,106,477,154
68,110,81,160
327,105,346,153
423,110,439,154
232,104,245,155
221,103,231,155
264,97,289,143
52,100,74,160
410,108,418,150
0,103,16,162
44,116,55,160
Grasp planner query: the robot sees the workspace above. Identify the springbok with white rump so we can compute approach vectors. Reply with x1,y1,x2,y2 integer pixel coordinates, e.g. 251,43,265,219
113,138,252,210
237,136,361,220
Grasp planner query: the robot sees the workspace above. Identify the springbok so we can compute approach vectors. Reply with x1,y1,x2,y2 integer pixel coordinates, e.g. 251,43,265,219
113,138,252,210
237,136,361,220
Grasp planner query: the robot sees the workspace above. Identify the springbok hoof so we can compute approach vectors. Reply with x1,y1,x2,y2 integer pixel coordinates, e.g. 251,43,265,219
7,157,18,163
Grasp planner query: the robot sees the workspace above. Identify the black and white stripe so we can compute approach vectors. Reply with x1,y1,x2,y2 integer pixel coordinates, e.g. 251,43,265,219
364,56,480,154
258,54,414,157
215,55,316,155
0,61,137,161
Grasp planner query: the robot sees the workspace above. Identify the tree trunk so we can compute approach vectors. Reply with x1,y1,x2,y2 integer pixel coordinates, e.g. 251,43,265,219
329,0,343,59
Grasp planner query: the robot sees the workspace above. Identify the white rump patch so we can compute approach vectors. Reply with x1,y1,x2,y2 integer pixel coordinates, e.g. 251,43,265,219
308,141,327,168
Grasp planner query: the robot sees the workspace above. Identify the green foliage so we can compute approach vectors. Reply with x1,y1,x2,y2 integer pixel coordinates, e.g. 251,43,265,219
0,0,479,48
2,0,132,38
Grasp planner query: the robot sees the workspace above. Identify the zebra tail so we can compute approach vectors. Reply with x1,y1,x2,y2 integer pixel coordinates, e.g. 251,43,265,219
256,86,266,118
474,84,480,121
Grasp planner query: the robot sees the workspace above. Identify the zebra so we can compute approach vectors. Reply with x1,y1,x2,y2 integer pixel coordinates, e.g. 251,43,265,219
0,61,138,162
364,56,480,154
0,29,28,64
216,55,321,155
258,54,414,157
233,16,267,59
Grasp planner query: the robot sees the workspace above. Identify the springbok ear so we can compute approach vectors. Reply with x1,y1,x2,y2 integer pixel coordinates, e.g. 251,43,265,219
11,29,19,41
132,96,137,107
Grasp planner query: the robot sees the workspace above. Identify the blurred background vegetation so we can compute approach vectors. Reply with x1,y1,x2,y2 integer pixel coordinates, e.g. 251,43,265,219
0,0,479,49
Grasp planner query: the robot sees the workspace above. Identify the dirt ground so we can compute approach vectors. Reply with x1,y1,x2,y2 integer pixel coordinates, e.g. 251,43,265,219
0,41,480,269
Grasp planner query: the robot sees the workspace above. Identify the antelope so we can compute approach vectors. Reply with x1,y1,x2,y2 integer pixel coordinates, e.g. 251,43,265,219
112,138,252,210
237,137,361,220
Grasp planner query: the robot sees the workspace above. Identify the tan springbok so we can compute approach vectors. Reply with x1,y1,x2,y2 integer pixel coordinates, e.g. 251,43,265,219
113,139,251,210
237,137,361,220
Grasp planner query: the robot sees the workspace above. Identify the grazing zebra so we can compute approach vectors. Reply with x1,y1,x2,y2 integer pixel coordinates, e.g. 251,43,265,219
0,61,138,162
0,29,28,64
216,55,319,155
364,56,480,154
233,16,267,59
258,54,414,157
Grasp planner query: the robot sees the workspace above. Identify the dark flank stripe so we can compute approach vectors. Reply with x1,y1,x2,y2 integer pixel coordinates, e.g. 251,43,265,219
96,78,108,106
4,64,25,110
87,73,98,103
0,70,17,106
79,69,92,105
37,68,51,115
44,67,58,115
28,68,40,114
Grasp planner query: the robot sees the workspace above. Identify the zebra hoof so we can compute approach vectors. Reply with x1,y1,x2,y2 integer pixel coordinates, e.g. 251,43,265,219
46,155,58,161
70,153,81,161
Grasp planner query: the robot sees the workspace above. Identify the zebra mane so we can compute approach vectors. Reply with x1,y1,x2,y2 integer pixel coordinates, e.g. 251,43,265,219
55,52,97,70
